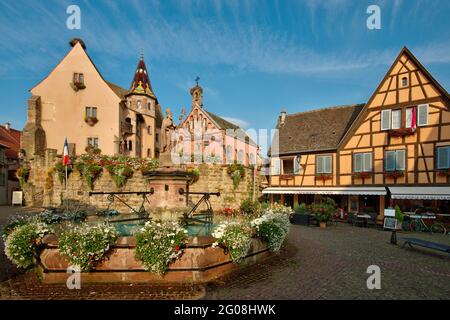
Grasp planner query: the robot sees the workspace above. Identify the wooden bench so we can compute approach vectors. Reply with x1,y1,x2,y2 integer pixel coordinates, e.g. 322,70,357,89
401,237,450,257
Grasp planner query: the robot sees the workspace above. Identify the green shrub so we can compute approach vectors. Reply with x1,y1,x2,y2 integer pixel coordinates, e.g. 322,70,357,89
16,166,30,187
395,205,404,223
135,221,187,275
227,163,245,189
294,203,308,214
310,197,337,222
106,163,134,188
54,163,72,184
58,223,117,271
240,198,260,215
75,161,103,190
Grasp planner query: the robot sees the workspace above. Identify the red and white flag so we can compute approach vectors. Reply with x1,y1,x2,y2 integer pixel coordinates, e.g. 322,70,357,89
411,106,417,131
63,138,70,165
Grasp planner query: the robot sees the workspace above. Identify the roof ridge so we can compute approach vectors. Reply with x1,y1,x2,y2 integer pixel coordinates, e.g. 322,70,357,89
286,103,365,117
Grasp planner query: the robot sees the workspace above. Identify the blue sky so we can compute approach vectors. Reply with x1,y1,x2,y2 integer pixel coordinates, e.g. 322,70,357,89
1,0,450,140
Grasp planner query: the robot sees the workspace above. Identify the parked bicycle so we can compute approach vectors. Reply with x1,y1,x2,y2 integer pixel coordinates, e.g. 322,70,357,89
402,210,448,235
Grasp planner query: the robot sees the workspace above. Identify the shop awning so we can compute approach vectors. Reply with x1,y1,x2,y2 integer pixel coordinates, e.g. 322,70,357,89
388,187,450,200
262,187,387,196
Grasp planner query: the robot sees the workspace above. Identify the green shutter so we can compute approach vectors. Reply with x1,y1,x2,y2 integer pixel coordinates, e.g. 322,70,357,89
354,153,362,172
396,150,405,170
385,151,395,171
437,147,449,169
364,153,372,172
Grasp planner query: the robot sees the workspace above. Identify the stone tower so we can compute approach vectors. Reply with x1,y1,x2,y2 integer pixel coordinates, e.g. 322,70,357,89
190,84,203,109
123,55,159,158
20,95,46,159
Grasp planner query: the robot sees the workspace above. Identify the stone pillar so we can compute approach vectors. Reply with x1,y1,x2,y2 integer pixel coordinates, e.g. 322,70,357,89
21,95,46,159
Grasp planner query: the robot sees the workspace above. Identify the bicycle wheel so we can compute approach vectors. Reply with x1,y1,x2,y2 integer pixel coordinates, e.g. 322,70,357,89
430,223,446,235
409,219,418,232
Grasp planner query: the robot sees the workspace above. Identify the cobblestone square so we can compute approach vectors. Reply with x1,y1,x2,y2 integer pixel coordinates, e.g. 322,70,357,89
1,206,449,300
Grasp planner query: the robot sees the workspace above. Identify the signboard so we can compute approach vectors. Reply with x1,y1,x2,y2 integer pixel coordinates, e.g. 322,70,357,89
12,191,23,206
383,217,399,230
384,208,395,217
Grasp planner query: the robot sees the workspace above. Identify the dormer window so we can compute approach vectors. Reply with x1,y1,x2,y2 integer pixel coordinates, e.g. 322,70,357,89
401,77,408,87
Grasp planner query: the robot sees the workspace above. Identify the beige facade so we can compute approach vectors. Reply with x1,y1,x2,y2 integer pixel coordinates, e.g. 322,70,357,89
22,39,161,158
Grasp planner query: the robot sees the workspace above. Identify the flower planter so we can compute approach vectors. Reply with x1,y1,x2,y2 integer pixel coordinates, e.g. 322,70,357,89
389,128,415,137
385,171,405,179
319,222,327,229
85,117,98,127
352,172,372,179
37,235,272,284
290,213,309,226
437,170,450,177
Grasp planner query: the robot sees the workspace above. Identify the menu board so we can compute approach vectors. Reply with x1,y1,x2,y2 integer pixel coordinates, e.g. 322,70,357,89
383,217,399,230
12,191,23,206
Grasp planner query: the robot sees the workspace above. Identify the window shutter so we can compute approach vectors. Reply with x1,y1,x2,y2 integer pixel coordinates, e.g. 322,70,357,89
437,147,449,169
364,153,372,172
396,150,405,170
317,157,323,173
417,104,428,126
324,156,332,173
294,157,301,174
272,158,280,175
385,151,395,171
391,110,401,129
354,153,362,172
405,108,413,128
381,110,391,131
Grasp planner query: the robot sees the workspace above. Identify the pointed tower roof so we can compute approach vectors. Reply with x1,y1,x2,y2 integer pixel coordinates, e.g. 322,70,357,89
127,56,156,98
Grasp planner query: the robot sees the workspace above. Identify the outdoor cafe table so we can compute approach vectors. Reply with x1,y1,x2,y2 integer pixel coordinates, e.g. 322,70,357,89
356,213,371,227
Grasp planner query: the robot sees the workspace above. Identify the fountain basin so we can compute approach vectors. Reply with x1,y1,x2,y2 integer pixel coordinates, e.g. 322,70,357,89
37,235,271,284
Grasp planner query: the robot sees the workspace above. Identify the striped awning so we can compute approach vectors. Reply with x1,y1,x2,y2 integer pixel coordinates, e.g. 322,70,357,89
389,187,450,200
262,186,387,196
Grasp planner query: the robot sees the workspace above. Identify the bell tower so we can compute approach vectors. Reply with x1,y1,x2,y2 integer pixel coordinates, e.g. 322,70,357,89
123,54,158,158
190,76,203,109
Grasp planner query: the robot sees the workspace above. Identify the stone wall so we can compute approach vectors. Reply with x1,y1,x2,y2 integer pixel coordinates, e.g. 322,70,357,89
22,149,261,214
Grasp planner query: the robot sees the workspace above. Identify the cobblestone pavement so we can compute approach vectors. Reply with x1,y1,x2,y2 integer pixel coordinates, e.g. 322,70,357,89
205,224,450,300
1,205,449,300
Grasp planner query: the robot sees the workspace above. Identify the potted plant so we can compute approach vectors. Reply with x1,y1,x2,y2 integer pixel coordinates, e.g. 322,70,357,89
310,197,337,229
291,203,310,225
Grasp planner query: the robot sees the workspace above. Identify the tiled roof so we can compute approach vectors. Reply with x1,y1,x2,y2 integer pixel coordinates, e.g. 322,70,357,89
0,125,21,159
203,110,257,146
270,104,364,156
106,81,128,100
127,57,156,98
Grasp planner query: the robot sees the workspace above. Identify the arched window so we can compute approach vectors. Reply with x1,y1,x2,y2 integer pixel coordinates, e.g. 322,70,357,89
237,150,244,164
250,153,256,165
226,145,233,163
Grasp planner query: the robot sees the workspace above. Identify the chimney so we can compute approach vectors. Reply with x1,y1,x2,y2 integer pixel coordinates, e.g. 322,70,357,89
5,122,10,130
280,109,287,126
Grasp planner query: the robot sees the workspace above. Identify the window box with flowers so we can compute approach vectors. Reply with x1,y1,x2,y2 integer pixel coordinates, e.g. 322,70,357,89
280,173,294,180
353,171,372,179
84,116,98,126
385,170,405,179
389,128,415,138
437,169,450,177
315,173,332,181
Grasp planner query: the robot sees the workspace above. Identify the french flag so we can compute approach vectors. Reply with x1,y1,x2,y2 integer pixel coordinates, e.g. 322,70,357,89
63,138,70,165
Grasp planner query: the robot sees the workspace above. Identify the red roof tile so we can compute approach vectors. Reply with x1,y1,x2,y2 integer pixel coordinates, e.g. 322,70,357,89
0,125,21,159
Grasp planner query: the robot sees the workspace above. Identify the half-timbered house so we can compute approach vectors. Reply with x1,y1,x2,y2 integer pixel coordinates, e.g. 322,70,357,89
264,47,450,218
